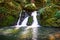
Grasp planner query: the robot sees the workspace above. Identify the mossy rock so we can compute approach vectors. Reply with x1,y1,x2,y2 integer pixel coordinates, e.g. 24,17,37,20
24,3,37,12
37,15,41,25
27,16,33,26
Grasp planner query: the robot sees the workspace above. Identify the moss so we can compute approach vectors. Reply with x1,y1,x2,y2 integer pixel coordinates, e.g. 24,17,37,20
27,16,33,26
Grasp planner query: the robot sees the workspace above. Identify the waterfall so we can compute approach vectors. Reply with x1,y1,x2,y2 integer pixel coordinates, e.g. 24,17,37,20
15,10,41,40
31,11,39,40
25,11,39,40
21,17,29,26
31,11,39,26
15,10,29,29
16,11,22,25
26,11,39,29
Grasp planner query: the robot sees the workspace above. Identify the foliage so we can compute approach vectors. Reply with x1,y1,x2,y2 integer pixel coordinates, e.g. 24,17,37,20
55,11,60,19
0,0,22,27
0,7,8,13
38,0,60,27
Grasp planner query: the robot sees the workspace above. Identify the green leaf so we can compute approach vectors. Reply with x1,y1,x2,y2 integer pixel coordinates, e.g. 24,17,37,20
38,8,45,14
55,11,60,19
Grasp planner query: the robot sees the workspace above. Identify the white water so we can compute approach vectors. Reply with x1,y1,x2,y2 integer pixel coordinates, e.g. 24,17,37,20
15,17,29,29
32,28,38,40
31,11,39,40
15,11,40,40
25,11,39,40
16,11,22,25
15,11,29,29
21,17,29,26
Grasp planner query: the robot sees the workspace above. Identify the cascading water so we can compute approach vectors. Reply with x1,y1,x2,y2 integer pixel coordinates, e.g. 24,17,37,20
26,11,39,29
26,11,40,40
31,11,39,40
15,10,29,29
15,10,41,40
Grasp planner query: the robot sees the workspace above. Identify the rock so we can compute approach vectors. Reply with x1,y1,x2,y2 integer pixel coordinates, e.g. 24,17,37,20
24,3,37,12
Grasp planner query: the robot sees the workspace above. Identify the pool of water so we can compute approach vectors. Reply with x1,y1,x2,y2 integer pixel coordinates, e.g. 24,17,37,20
0,26,60,40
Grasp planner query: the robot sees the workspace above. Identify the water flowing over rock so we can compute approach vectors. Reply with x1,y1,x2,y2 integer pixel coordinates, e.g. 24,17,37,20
15,11,40,28
14,11,41,40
